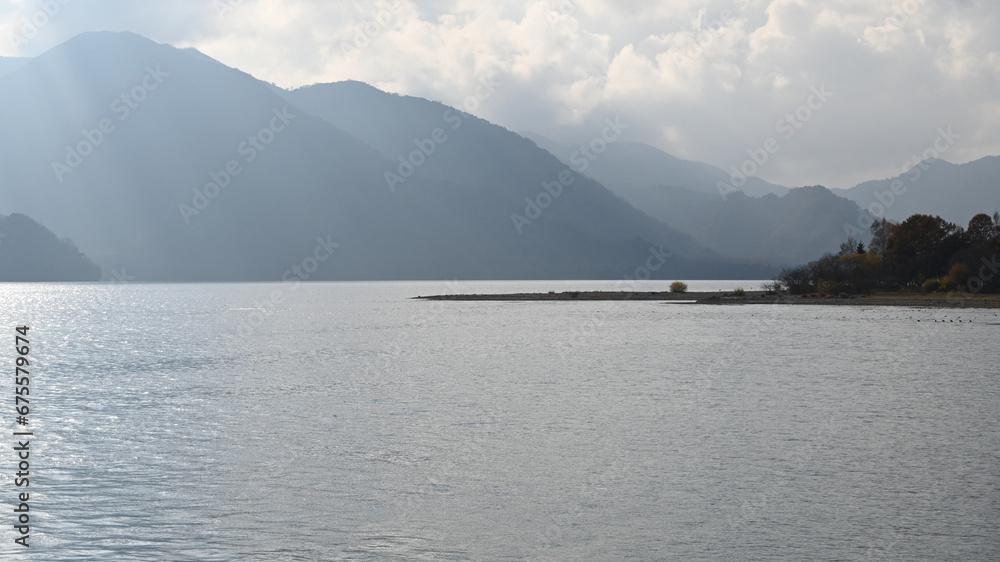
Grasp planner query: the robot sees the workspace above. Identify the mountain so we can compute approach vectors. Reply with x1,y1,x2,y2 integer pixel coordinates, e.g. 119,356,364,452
833,156,1000,225
523,131,1000,265
0,213,101,282
580,176,863,265
520,133,789,199
279,81,693,247
1,32,402,281
650,186,867,265
0,57,27,78
278,80,775,278
521,133,863,265
0,32,771,281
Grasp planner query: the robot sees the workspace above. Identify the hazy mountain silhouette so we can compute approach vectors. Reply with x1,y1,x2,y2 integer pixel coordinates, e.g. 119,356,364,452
663,186,866,265
524,132,999,265
0,32,773,281
0,213,100,282
11,32,987,280
522,133,869,265
0,56,27,78
583,178,863,265
832,156,1000,225
1,32,401,281
521,133,789,199
279,81,711,261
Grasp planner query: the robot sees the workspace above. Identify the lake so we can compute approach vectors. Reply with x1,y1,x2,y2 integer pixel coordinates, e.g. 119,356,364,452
1,281,997,560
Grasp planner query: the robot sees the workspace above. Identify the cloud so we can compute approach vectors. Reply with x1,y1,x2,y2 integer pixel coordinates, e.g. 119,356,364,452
0,0,998,188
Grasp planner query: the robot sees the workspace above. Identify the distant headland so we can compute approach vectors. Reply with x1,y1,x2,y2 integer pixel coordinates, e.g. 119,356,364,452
415,290,1000,308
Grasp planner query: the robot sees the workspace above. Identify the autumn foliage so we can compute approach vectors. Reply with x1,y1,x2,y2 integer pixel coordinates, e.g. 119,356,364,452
779,212,1000,294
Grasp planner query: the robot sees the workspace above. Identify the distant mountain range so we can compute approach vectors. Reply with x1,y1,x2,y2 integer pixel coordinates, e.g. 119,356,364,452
520,135,862,264
523,135,998,265
0,213,99,281
0,32,995,281
832,156,1000,226
0,32,769,281
615,186,864,265
520,133,789,199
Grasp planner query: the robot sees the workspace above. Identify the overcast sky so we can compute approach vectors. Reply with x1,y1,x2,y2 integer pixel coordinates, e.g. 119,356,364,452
2,0,998,188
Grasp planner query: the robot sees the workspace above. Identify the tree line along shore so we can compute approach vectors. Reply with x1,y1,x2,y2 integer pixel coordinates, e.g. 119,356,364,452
777,212,999,297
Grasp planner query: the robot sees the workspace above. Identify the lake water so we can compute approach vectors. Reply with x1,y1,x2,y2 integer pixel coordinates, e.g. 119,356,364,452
1,281,998,560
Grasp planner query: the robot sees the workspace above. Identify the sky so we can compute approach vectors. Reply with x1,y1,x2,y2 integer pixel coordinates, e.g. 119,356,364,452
1,0,998,189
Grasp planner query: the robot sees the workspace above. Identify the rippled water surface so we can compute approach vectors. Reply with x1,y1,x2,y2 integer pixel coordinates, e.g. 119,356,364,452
0,281,997,560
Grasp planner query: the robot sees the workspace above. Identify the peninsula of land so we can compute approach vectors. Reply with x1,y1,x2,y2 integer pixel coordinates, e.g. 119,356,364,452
415,291,1000,308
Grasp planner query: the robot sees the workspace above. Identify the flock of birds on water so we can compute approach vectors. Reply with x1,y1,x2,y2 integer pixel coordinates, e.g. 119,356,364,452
869,312,1000,324
737,312,1000,324
861,312,999,323
892,312,999,323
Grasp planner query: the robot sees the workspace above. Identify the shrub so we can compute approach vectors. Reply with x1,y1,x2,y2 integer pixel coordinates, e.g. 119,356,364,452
760,280,783,294
816,279,843,295
733,287,745,296
941,263,971,292
670,281,688,293
922,278,941,293
778,265,813,294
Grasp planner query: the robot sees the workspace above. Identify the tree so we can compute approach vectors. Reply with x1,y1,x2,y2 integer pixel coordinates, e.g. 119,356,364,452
968,213,997,243
839,236,864,256
868,218,899,257
884,214,964,285
868,218,897,258
778,264,813,294
779,212,998,295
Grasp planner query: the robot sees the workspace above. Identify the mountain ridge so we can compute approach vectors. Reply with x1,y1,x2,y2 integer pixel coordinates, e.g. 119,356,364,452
2,32,994,280
832,155,1000,225
0,32,773,281
0,213,101,282
520,132,790,199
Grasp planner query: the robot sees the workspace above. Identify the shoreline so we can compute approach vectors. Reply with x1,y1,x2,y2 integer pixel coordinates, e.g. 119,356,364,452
415,290,1000,308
